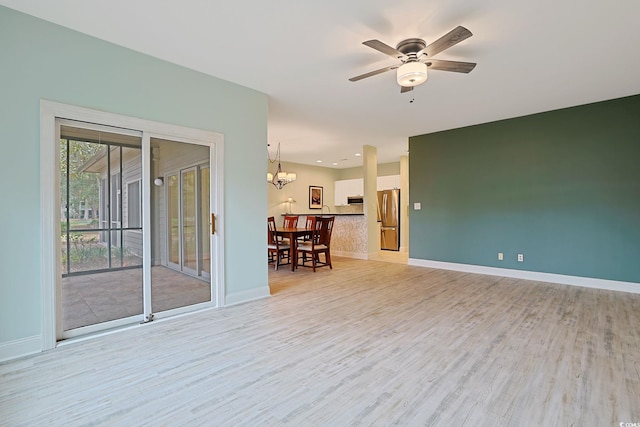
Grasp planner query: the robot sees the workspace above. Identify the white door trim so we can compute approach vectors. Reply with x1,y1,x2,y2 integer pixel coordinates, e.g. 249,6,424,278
40,100,225,350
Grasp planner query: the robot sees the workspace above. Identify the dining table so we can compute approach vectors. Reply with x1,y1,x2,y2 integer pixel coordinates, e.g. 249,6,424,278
275,226,312,271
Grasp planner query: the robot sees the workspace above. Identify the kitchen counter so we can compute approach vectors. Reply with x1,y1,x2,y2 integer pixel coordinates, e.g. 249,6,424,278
280,214,367,258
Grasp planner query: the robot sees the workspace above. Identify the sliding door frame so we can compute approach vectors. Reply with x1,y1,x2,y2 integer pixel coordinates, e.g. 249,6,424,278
40,100,225,350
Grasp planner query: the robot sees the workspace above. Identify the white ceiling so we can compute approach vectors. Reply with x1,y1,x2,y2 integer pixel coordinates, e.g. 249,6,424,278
3,0,640,168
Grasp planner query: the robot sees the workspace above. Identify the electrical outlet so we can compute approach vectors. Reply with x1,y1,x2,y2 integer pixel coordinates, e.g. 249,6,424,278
517,254,524,262
498,252,504,261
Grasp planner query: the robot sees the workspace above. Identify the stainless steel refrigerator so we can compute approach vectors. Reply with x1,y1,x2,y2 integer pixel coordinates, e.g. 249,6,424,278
377,189,400,251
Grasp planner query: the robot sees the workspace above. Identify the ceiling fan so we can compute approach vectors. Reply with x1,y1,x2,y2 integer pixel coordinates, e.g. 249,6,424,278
349,26,476,93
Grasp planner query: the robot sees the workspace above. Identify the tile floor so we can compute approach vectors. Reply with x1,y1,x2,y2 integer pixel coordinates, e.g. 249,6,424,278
62,266,211,331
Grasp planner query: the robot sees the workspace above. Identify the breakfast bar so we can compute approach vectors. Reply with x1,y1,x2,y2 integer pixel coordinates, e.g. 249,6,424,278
281,213,368,259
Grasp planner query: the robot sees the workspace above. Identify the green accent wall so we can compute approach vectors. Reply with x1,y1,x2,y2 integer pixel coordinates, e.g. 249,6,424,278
409,94,640,283
0,6,268,344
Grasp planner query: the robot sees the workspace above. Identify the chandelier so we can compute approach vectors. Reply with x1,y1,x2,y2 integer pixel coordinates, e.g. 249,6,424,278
267,143,296,190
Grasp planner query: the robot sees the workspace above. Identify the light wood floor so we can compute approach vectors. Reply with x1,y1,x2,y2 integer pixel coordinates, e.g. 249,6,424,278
2,257,639,426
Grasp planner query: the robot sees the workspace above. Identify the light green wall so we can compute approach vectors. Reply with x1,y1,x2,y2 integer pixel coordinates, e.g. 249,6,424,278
266,160,400,220
0,6,268,344
267,161,340,219
409,94,640,283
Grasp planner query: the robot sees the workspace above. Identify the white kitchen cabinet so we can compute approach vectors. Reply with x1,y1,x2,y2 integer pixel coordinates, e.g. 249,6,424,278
334,178,363,205
335,176,400,205
377,175,400,190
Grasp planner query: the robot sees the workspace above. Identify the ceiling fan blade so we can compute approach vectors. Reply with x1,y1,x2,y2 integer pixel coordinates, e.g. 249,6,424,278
422,26,472,57
363,40,406,60
400,86,414,93
349,65,399,82
425,59,476,73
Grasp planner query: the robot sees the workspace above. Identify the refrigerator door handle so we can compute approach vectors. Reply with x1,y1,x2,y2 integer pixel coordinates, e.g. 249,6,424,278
382,192,388,224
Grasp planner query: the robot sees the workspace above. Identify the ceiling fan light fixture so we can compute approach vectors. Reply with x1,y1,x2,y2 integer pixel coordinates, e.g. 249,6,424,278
396,62,428,87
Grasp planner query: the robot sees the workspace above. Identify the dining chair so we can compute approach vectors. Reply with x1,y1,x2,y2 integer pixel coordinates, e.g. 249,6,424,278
280,215,298,244
297,215,316,244
267,216,290,270
297,216,334,272
283,215,298,228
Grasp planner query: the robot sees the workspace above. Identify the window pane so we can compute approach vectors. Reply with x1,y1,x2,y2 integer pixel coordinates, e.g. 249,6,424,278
127,181,141,228
168,174,180,265
182,169,197,271
63,140,104,231
200,167,210,274
65,230,109,273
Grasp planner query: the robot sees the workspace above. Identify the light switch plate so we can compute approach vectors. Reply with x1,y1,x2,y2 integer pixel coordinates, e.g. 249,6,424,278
413,202,421,210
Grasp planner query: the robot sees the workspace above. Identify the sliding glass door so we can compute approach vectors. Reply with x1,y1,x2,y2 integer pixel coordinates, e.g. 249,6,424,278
59,122,144,334
151,138,212,314
57,121,216,339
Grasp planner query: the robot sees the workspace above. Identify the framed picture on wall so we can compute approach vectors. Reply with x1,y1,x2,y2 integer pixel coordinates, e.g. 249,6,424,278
309,186,323,209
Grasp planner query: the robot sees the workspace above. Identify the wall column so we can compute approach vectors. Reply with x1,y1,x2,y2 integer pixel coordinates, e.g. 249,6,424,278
363,145,379,256
400,154,409,253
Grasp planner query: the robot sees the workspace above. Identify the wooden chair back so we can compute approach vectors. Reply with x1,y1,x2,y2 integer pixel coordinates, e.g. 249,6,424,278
283,215,298,228
267,216,278,246
305,215,316,230
267,216,291,270
297,216,335,271
312,216,334,246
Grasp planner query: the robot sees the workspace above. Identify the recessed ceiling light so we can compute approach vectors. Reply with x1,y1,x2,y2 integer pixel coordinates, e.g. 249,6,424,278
332,162,338,166
355,153,361,157
316,160,323,163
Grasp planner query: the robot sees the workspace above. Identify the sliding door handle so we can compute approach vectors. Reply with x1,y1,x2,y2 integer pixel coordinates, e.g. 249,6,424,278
211,213,216,235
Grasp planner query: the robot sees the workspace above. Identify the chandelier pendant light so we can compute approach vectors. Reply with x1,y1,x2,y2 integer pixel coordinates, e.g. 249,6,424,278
267,143,296,190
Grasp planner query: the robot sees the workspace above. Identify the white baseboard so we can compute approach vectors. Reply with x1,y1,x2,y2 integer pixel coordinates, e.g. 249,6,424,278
332,251,368,260
0,335,41,363
408,259,640,294
225,286,271,306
